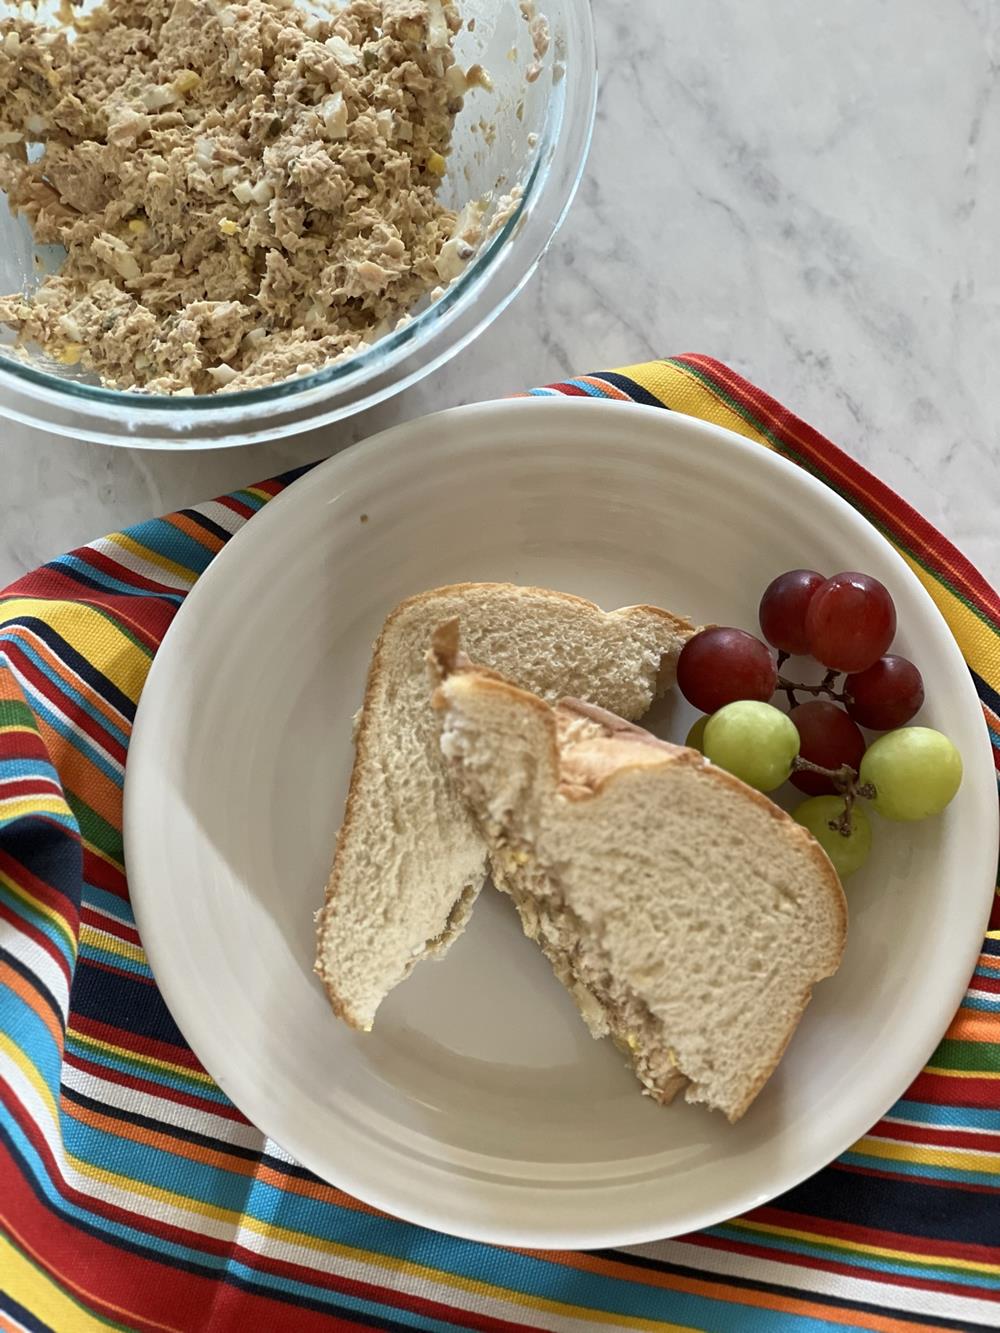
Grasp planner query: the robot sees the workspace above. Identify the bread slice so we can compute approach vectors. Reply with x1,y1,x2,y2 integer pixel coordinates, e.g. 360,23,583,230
431,629,847,1121
315,584,694,1030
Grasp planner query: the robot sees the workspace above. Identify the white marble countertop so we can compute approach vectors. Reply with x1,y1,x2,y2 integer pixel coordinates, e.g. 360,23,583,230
1,0,998,587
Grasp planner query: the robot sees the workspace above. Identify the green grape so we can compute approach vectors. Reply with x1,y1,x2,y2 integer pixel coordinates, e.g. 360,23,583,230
685,715,709,752
703,701,800,792
793,796,872,879
859,727,962,821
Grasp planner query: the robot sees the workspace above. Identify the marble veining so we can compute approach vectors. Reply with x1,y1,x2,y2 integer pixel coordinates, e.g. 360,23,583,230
1,0,997,584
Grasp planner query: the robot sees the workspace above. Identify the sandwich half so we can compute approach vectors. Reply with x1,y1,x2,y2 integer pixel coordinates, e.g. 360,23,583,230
315,584,694,1030
431,624,847,1121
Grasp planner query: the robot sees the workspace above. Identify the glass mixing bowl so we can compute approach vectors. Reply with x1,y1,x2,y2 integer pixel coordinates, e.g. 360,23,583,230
0,0,595,447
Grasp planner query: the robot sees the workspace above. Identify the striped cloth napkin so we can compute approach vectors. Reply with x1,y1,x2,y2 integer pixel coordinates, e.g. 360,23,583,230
1,355,997,1333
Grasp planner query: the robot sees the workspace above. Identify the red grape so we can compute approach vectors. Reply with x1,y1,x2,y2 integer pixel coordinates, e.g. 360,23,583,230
759,569,826,654
676,627,777,714
805,572,896,673
789,701,866,795
845,654,924,730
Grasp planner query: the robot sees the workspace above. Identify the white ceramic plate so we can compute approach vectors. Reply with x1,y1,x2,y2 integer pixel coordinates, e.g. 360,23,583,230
124,398,997,1249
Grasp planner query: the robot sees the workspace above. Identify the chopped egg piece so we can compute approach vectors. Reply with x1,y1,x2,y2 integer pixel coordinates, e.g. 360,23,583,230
173,69,201,94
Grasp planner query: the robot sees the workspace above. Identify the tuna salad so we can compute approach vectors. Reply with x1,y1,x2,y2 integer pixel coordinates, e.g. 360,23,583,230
0,0,486,394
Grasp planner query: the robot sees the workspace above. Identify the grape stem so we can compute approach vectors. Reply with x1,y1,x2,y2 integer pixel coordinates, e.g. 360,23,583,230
777,668,853,708
790,756,876,836
792,755,856,792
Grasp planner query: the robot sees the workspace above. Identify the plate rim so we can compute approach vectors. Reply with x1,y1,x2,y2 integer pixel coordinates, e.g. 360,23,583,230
124,396,998,1247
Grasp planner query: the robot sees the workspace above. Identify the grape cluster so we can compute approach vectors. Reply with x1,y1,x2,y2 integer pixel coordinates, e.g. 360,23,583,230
678,569,963,880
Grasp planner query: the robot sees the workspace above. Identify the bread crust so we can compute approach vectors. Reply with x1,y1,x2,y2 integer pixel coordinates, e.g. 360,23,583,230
316,585,695,1028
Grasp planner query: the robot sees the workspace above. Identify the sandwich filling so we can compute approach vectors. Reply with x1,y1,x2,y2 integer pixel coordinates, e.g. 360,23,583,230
492,848,689,1102
450,693,695,1104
